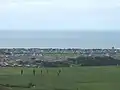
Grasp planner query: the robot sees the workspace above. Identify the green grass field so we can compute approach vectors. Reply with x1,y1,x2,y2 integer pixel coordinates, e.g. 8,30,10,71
0,66,120,90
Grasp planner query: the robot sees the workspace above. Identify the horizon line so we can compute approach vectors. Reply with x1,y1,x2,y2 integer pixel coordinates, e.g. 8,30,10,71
0,47,118,49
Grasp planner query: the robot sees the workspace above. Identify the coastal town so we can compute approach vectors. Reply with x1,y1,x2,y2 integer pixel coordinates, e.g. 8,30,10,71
0,47,120,67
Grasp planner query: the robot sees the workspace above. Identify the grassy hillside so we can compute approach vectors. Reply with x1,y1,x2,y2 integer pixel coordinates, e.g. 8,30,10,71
0,66,120,90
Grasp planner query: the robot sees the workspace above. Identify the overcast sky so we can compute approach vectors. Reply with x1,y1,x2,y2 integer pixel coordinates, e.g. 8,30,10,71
0,0,120,48
0,0,120,30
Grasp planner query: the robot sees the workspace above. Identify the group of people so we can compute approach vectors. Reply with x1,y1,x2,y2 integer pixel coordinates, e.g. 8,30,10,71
20,69,62,76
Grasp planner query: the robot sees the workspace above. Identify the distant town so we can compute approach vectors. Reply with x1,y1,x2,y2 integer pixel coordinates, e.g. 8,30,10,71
0,47,120,67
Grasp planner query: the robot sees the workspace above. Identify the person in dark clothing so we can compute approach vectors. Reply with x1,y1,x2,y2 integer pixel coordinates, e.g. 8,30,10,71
41,70,43,75
59,69,61,73
57,72,60,76
57,69,62,76
46,69,48,74
21,69,23,75
33,69,36,76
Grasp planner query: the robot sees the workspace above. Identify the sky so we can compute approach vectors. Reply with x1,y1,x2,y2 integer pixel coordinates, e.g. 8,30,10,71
0,0,120,48
0,0,120,30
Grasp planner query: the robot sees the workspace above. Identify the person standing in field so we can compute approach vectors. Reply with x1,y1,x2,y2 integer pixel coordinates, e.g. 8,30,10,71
41,69,43,75
57,71,59,76
33,69,36,76
21,69,23,75
57,69,62,76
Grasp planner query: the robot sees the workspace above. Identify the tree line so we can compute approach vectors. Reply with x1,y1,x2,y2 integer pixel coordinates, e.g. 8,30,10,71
16,56,120,67
68,56,120,66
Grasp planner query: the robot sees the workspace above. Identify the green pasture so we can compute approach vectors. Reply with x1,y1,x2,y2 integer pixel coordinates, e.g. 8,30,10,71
0,66,120,90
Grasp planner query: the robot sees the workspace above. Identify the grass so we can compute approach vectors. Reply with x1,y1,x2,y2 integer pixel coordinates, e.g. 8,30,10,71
0,66,120,90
